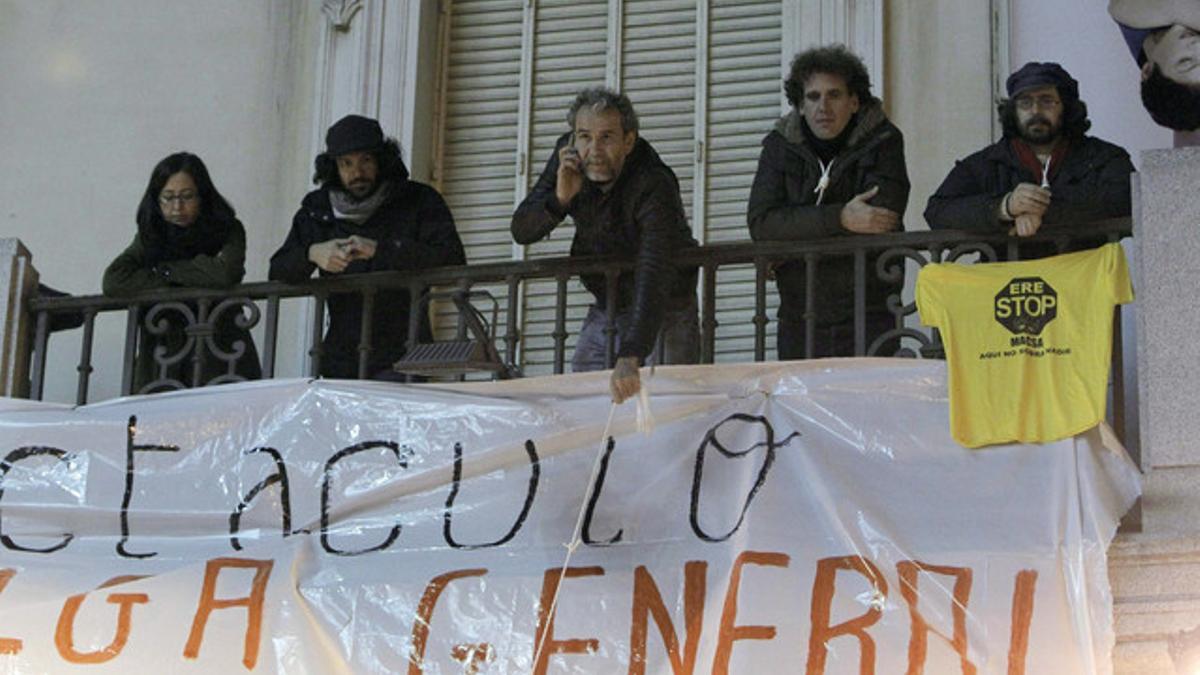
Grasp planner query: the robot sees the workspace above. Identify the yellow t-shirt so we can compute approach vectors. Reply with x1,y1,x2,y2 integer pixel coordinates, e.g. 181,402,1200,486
915,243,1133,448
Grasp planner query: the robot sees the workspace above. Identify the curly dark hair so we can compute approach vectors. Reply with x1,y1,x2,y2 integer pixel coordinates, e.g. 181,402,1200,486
312,138,409,189
1141,64,1200,131
784,45,876,108
997,91,1092,141
135,152,237,263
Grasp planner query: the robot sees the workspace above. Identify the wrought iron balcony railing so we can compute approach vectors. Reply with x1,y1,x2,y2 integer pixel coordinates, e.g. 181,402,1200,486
27,219,1132,414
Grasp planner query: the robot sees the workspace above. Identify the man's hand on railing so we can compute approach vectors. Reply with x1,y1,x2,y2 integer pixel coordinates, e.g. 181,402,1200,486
840,186,901,234
611,356,640,404
308,239,355,273
1004,183,1051,220
1009,213,1044,238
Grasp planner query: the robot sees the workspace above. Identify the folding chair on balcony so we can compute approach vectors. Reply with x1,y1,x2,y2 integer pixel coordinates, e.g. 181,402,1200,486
392,289,518,380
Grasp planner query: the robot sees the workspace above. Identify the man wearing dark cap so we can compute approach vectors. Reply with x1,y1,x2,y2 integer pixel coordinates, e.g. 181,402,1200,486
925,62,1133,246
269,114,465,379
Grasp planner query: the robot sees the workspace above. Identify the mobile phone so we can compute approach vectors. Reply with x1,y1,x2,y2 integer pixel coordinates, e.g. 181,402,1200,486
562,132,581,170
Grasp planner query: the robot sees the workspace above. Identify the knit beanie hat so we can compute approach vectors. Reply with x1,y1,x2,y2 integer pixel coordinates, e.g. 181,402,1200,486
325,115,385,156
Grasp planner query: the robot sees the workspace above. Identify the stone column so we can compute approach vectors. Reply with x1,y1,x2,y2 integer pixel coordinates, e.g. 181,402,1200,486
1135,146,1200,534
1111,147,1200,674
0,238,38,398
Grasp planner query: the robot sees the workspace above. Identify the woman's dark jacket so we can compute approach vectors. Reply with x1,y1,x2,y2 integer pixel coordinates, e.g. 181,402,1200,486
103,215,262,393
511,134,698,359
747,103,910,329
268,167,466,379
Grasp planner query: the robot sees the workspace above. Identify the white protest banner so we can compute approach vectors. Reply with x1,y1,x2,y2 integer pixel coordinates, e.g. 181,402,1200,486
0,360,1138,673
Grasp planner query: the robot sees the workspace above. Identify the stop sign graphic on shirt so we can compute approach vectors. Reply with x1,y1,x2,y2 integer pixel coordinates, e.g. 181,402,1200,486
994,277,1058,335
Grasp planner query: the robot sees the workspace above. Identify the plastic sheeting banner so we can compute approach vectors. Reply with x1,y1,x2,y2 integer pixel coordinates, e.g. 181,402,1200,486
0,361,1139,674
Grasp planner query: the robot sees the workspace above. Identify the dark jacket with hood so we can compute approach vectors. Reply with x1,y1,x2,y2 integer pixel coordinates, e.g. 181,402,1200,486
923,135,1134,240
512,134,698,360
268,162,466,379
103,213,262,392
747,102,910,329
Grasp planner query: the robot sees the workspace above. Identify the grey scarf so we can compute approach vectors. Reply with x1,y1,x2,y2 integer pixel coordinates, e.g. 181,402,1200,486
329,180,392,225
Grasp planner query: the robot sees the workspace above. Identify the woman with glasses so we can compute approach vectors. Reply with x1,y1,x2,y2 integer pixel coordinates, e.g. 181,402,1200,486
103,152,261,393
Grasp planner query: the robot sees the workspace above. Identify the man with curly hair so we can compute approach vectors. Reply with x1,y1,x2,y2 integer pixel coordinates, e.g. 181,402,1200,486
747,45,910,359
1109,0,1200,132
925,62,1134,252
269,114,465,379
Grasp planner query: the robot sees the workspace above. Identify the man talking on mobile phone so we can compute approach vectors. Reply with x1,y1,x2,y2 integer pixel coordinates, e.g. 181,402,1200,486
511,88,700,403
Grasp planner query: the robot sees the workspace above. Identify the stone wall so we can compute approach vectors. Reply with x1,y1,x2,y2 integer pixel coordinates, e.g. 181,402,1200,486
1112,147,1200,674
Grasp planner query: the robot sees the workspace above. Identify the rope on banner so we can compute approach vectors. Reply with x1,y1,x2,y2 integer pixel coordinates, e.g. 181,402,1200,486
531,370,655,668
531,402,616,668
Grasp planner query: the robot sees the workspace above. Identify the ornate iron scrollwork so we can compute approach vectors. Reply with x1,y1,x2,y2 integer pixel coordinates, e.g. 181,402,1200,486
205,298,261,386
140,301,198,394
869,246,937,358
136,298,261,393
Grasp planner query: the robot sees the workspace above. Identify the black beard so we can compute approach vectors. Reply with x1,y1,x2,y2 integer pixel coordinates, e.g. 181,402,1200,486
345,180,379,202
1019,117,1060,145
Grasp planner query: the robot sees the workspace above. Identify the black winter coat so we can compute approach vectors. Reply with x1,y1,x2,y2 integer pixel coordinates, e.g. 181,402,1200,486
511,135,698,359
268,173,465,378
747,104,910,327
924,136,1133,238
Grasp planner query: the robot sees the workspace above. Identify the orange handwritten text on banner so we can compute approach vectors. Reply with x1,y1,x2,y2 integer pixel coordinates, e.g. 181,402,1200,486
183,557,274,670
532,566,604,675
629,560,707,675
806,555,889,675
55,574,150,664
0,569,19,655
897,560,975,675
407,568,488,675
713,550,791,674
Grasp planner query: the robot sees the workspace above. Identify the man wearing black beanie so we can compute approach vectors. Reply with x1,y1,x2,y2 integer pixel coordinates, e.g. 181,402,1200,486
269,114,466,379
